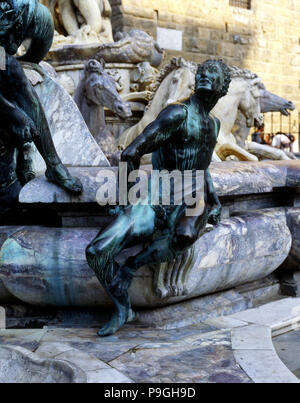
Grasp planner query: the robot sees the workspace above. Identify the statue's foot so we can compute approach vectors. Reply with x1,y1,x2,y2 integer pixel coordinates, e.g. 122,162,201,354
17,169,35,186
98,307,134,337
127,308,136,323
46,164,83,194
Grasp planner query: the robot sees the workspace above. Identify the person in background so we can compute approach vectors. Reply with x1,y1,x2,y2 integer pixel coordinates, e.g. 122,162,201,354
263,133,272,146
272,132,295,152
252,124,265,144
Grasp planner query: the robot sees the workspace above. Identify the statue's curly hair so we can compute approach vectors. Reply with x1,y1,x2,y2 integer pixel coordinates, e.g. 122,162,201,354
0,0,25,41
196,59,231,98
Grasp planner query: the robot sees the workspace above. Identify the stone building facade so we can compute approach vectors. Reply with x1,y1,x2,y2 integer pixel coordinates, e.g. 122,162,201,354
109,0,300,148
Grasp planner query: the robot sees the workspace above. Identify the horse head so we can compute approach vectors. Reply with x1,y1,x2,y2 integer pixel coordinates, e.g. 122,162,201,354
83,59,132,119
238,77,263,128
165,66,195,106
258,82,295,116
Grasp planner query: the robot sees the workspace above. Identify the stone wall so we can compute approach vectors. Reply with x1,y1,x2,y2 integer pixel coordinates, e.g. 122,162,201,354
109,0,300,149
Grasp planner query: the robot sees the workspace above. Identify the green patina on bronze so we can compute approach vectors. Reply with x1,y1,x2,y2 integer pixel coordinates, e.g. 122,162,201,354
0,0,82,210
86,59,232,337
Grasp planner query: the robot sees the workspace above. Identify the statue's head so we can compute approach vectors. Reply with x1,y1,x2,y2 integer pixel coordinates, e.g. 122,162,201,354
0,0,24,54
0,0,54,63
195,59,231,99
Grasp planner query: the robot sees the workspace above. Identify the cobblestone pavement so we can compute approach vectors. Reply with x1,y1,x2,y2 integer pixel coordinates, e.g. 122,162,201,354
0,323,252,383
1,298,299,383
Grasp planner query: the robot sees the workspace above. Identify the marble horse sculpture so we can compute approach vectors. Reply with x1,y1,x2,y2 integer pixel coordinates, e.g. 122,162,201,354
118,58,196,156
118,58,263,162
233,83,296,160
0,0,82,209
74,59,132,163
86,59,231,337
213,66,263,161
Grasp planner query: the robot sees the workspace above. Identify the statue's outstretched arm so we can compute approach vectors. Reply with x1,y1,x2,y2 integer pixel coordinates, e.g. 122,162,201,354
205,117,222,225
121,104,186,171
205,169,221,225
205,169,220,207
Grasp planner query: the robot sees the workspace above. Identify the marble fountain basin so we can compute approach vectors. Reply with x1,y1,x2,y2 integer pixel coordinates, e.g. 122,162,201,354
0,345,86,383
0,161,299,308
0,208,293,308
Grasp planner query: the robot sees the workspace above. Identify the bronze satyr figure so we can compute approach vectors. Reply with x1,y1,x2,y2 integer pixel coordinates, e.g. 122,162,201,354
86,59,231,337
0,0,82,210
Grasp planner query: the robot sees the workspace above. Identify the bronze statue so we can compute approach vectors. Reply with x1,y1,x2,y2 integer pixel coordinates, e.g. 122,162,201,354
86,59,231,337
0,0,82,209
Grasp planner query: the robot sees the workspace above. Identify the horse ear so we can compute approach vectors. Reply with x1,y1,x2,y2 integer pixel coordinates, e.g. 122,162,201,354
251,77,262,86
99,58,106,70
132,65,142,82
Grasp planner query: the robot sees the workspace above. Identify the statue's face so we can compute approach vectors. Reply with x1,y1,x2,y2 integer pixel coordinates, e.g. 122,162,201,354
195,63,224,95
0,1,20,55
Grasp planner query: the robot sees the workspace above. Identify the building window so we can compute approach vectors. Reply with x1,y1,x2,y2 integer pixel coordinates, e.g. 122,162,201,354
229,0,251,9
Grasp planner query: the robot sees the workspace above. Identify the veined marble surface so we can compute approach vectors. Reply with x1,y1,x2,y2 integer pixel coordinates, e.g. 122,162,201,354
23,65,109,175
0,209,291,307
19,161,300,204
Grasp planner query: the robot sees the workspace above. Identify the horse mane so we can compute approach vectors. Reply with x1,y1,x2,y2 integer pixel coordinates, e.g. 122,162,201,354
228,65,259,80
145,59,259,110
146,57,197,109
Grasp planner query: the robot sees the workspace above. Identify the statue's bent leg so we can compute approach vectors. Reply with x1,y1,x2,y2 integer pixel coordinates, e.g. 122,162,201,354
86,237,132,336
124,210,210,276
126,235,175,273
25,87,82,194
7,56,82,193
86,211,142,336
86,206,157,336
120,208,211,289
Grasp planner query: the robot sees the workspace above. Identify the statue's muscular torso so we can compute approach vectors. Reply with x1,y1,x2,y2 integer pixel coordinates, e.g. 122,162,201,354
152,100,220,172
122,97,220,175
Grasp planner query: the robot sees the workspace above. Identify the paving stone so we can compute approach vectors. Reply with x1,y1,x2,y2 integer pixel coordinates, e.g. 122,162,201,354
0,329,47,352
230,298,300,329
109,333,252,383
35,342,76,359
203,316,248,330
68,341,141,363
232,325,273,351
85,368,134,383
234,349,300,384
55,349,109,372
